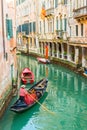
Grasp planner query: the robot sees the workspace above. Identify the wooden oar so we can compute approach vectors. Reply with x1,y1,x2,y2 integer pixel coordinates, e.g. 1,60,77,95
28,93,55,115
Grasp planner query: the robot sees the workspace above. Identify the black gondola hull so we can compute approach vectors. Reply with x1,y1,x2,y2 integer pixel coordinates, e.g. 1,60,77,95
10,78,48,113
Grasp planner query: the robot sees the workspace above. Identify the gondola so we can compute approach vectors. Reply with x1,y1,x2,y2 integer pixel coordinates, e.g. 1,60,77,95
10,78,48,113
21,67,34,84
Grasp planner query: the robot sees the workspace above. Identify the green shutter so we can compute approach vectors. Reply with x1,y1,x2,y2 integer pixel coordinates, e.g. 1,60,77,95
6,19,9,37
8,20,13,38
33,22,36,33
64,18,67,31
6,19,13,39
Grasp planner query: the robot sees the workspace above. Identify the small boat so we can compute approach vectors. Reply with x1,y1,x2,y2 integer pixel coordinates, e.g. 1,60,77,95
16,51,21,55
37,45,50,64
10,78,48,113
21,67,34,84
37,57,50,64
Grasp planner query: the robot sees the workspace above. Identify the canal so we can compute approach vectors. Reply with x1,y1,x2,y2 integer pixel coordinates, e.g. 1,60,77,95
0,54,87,130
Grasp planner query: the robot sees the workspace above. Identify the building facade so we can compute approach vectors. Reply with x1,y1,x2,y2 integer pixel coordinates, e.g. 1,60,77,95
16,0,39,53
38,0,87,67
16,0,87,68
0,0,17,117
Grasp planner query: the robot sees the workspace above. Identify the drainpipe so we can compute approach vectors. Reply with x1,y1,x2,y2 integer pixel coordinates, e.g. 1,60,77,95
1,0,6,58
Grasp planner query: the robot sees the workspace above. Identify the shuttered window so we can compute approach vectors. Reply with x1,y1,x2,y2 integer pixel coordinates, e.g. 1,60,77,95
29,23,32,33
19,25,22,32
17,22,36,35
26,23,29,35
64,18,67,31
22,23,29,35
6,19,13,39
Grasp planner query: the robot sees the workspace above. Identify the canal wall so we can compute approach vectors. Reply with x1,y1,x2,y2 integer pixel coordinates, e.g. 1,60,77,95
27,52,87,79
0,88,12,118
0,83,17,119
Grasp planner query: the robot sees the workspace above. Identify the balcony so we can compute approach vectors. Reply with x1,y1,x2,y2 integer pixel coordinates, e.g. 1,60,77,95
67,37,87,44
45,7,54,17
73,6,87,20
38,33,54,41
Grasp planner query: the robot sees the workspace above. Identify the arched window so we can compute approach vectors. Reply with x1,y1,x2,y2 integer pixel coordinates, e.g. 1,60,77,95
64,17,67,31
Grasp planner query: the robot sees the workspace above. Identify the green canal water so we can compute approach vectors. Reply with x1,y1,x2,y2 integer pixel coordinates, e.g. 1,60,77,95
0,55,87,130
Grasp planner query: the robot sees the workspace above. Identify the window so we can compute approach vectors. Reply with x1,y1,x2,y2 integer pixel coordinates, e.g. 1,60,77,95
6,19,13,39
19,0,21,4
55,0,58,8
70,26,71,36
30,38,32,47
76,25,78,36
5,52,8,61
76,0,79,9
64,18,67,31
29,23,32,33
40,21,41,33
48,19,52,33
60,19,62,30
17,25,21,32
56,17,58,30
33,38,36,47
64,0,67,4
22,23,29,35
22,24,24,32
21,0,25,4
81,24,83,36
43,20,45,33
69,0,73,17
25,23,29,35
33,22,36,33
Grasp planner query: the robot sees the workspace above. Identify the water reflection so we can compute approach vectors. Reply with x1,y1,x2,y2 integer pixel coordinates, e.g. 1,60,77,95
17,54,50,82
10,92,48,130
17,55,87,129
0,55,87,130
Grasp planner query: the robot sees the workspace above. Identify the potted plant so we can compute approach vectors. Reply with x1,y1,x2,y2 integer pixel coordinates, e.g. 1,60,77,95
64,51,67,58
